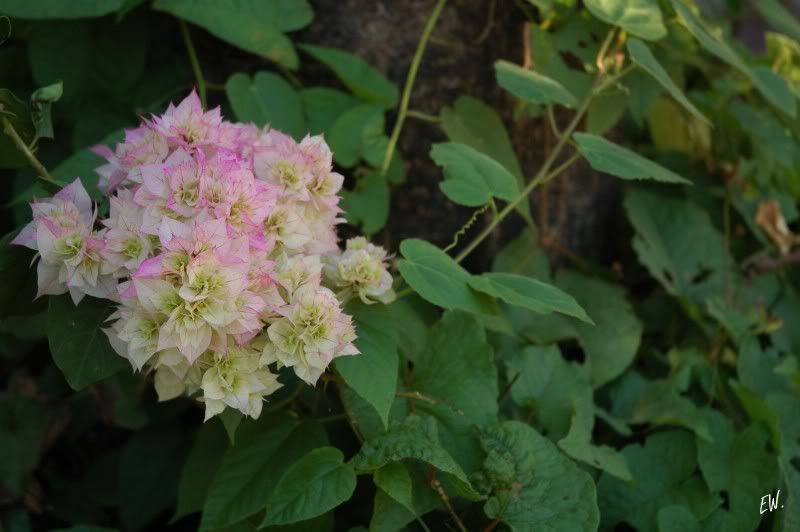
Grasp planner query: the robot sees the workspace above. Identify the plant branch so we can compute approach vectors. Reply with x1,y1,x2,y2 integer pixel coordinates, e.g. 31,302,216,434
546,105,561,137
452,30,629,264
430,472,467,532
453,97,588,264
179,19,207,109
748,250,800,273
380,0,447,176
263,383,303,414
406,109,441,123
1,115,60,186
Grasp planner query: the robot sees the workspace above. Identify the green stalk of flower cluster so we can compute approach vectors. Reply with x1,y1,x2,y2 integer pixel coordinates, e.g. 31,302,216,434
179,19,207,109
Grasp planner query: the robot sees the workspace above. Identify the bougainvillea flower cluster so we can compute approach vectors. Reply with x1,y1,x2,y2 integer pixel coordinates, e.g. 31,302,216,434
13,90,395,421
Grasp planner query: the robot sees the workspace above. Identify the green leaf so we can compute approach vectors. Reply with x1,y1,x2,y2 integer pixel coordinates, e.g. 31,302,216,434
492,227,550,279
298,44,398,107
439,95,530,221
29,81,62,141
585,0,666,40
154,0,312,68
430,142,519,206
413,312,497,473
262,447,356,527
104,372,148,430
52,130,124,199
624,188,732,303
627,38,710,124
327,103,385,168
218,409,243,444
625,376,712,440
558,396,632,481
71,102,130,152
586,86,628,135
91,13,151,93
558,270,643,387
439,96,523,182
527,0,554,14
397,239,495,315
527,23,594,100
751,65,798,118
752,0,800,42
478,421,600,531
27,21,91,101
468,272,593,323
47,295,127,391
0,0,124,18
341,171,389,235
52,526,117,532
373,462,414,514
597,430,712,531
670,0,796,116
573,133,692,184
335,302,399,429
0,397,50,497
369,465,441,532
174,422,228,520
225,72,305,139
350,416,478,500
414,312,497,427
495,60,578,107
201,415,327,529
506,345,588,439
626,68,664,126
339,383,407,441
729,101,797,167
118,427,186,531
300,87,358,135
657,505,701,532
765,391,800,532
0,89,35,168
696,410,779,531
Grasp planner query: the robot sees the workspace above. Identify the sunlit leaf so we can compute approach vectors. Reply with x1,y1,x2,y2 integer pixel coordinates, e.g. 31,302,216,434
574,133,692,184
431,142,519,206
298,44,398,107
627,38,710,124
585,0,666,40
154,0,312,68
495,60,578,107
225,71,305,139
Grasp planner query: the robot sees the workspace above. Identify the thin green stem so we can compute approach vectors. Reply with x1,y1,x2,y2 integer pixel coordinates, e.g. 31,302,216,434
1,115,60,186
263,383,303,414
380,0,447,176
395,286,413,299
278,64,303,89
316,413,349,423
179,19,207,109
546,105,561,137
205,81,226,92
406,109,441,123
595,64,634,93
595,29,617,73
